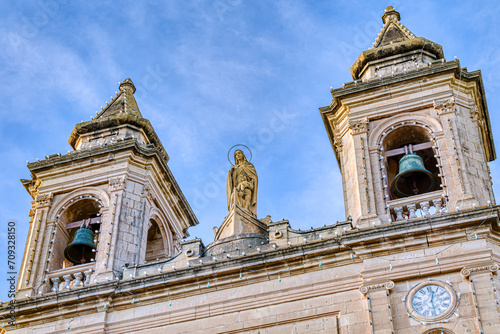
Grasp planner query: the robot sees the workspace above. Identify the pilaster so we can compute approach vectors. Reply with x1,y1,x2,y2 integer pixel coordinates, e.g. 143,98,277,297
360,280,395,334
461,263,500,333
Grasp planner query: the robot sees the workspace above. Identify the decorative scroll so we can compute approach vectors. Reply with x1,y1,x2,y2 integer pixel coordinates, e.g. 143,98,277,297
359,280,395,295
461,264,499,278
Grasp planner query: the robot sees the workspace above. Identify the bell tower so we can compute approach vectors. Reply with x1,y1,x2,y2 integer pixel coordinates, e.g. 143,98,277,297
16,79,198,297
320,6,495,227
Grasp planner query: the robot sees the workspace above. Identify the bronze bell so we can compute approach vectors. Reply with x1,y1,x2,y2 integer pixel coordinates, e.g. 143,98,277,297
390,153,437,198
64,227,97,265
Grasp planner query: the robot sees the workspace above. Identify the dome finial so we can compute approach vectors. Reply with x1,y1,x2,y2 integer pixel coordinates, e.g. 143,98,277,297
119,78,136,94
382,6,400,24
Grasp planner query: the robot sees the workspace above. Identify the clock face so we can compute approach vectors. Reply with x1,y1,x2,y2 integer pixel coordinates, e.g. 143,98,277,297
412,284,452,318
405,280,459,323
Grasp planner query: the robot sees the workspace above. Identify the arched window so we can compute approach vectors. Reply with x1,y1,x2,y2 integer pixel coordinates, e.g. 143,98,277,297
145,219,168,262
383,125,440,199
49,198,101,270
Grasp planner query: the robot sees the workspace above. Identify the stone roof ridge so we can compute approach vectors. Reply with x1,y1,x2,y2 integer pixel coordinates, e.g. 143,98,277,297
94,78,142,120
371,6,416,49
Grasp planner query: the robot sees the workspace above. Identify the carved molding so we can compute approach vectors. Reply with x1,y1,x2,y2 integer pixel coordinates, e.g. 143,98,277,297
333,134,343,153
35,193,53,207
359,280,394,295
433,97,456,116
109,176,127,192
461,263,498,278
348,117,369,135
172,233,181,253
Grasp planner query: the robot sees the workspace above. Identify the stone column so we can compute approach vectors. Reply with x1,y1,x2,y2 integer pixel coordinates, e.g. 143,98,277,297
420,201,430,217
348,117,379,226
50,277,61,292
83,269,93,285
95,176,126,283
359,281,395,334
394,207,404,221
407,204,417,219
73,272,83,287
20,193,53,297
461,264,500,333
62,274,73,290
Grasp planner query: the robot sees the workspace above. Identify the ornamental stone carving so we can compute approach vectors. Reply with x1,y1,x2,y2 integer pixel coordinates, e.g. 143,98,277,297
333,135,343,153
433,97,456,115
461,263,499,278
109,176,127,191
348,117,369,135
359,280,395,295
470,107,480,123
36,193,53,207
142,184,155,202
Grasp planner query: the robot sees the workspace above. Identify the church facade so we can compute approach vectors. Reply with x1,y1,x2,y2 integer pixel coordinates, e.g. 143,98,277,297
2,7,500,334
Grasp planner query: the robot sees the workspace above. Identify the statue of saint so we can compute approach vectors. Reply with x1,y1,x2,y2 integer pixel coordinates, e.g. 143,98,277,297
227,149,258,216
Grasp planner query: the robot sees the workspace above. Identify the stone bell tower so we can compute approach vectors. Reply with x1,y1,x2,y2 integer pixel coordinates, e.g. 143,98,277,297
16,79,198,297
321,6,495,228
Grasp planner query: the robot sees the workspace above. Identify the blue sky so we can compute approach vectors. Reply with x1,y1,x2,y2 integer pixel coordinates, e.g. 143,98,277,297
1,1,499,302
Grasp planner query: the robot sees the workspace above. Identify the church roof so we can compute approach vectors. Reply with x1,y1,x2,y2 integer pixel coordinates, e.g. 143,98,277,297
350,6,444,80
68,78,169,162
94,78,142,119
371,6,416,49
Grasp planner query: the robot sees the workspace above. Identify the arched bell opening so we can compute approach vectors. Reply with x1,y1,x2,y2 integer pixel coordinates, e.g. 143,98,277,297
145,219,168,262
50,198,102,270
422,329,454,334
382,125,440,199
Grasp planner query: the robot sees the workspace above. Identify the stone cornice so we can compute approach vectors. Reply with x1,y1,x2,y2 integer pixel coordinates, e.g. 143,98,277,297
461,263,499,278
5,206,499,322
68,113,168,162
334,61,460,98
25,140,199,230
359,280,394,294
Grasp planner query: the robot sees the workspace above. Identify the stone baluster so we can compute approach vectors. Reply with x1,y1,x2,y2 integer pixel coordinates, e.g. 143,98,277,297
84,269,93,285
432,198,442,214
62,274,73,290
50,277,61,292
394,206,404,221
420,201,430,217
407,204,417,219
73,272,83,287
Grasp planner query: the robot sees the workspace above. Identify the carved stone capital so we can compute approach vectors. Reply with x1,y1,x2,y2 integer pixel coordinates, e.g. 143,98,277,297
142,184,155,202
35,193,53,207
433,97,456,115
348,117,369,135
109,176,126,192
470,107,480,122
173,233,181,252
332,130,343,153
461,263,499,278
359,280,395,295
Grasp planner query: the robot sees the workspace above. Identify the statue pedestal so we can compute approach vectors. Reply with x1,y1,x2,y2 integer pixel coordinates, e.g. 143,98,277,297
207,204,268,256
215,204,267,241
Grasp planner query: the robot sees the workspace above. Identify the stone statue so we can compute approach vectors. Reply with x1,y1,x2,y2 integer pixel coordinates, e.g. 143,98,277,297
227,149,258,216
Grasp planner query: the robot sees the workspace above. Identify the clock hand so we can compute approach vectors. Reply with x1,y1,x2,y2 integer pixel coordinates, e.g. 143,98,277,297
431,291,436,316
